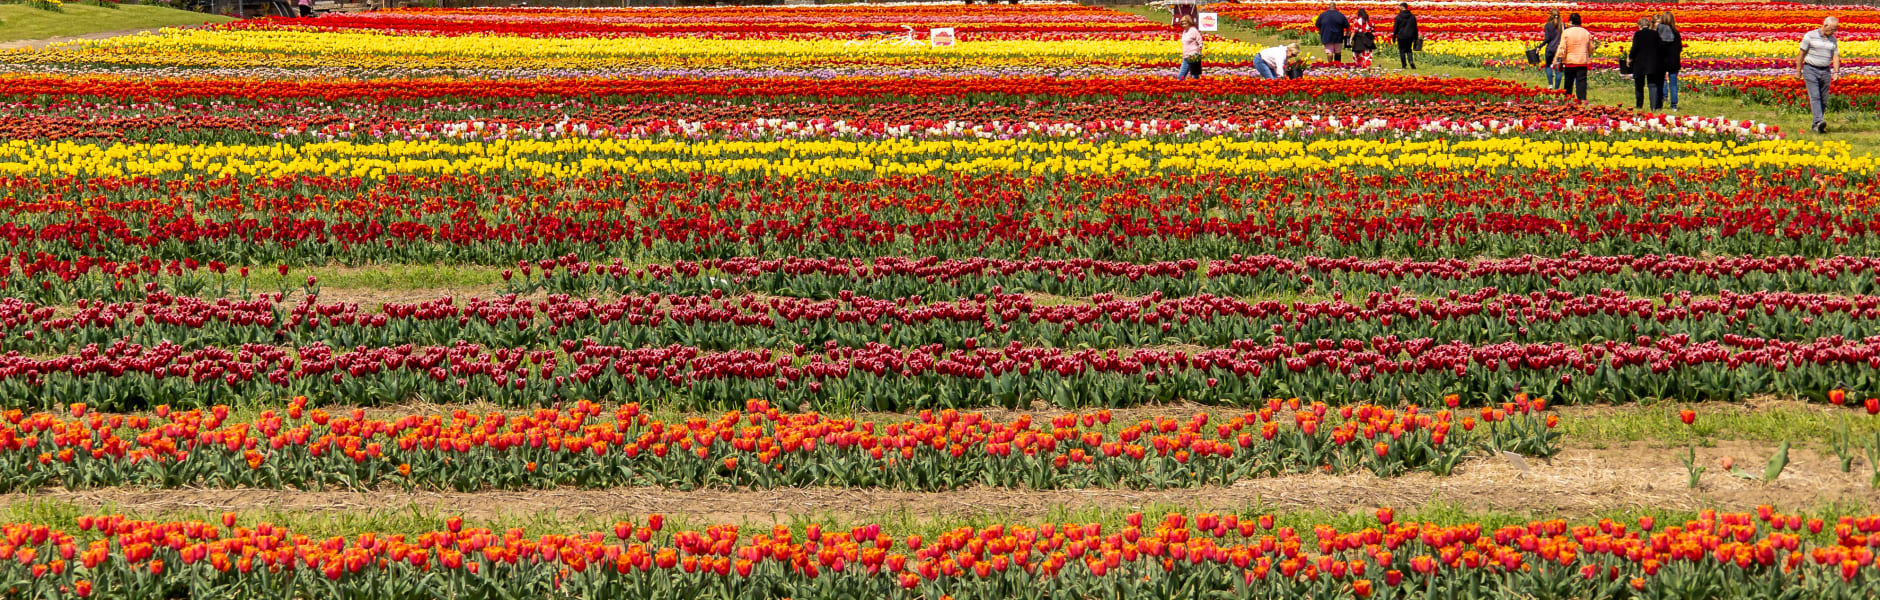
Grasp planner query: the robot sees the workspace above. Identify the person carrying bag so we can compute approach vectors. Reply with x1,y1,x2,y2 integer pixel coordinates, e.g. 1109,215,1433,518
1392,3,1419,69
1532,10,1562,88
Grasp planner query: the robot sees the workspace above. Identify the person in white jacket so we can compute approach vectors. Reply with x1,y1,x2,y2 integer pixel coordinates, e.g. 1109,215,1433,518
1256,44,1298,79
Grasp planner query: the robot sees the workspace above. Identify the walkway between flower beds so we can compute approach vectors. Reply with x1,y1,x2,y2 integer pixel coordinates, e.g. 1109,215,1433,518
20,440,1872,523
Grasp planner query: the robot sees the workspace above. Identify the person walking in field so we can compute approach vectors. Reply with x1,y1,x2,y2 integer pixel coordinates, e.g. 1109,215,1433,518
298,0,313,18
1349,9,1378,68
1316,3,1350,64
1657,12,1683,111
1630,16,1665,110
1536,9,1562,89
1798,17,1841,133
1392,3,1419,69
1552,13,1597,100
1177,15,1204,80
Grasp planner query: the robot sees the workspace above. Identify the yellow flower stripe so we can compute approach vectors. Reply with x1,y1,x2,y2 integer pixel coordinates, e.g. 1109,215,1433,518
25,29,1259,68
1,138,1869,180
1424,39,1880,60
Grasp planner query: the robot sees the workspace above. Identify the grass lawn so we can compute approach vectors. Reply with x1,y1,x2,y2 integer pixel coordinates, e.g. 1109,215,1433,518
0,3,232,42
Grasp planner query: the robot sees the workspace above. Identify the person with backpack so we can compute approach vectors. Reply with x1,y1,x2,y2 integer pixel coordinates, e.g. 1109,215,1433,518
1658,12,1683,111
1551,13,1598,100
1630,16,1665,110
1316,3,1350,63
1392,3,1419,69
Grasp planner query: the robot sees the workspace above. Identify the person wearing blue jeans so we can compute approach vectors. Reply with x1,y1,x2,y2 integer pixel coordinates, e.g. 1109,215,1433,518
1538,10,1562,89
1658,12,1683,110
1255,44,1294,79
1178,58,1202,79
1177,15,1203,80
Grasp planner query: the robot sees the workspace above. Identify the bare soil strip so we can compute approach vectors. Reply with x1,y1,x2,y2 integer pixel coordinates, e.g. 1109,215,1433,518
11,443,1875,525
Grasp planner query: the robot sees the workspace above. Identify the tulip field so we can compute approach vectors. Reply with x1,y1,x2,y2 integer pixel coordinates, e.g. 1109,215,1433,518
1215,1,1880,113
0,1,1877,598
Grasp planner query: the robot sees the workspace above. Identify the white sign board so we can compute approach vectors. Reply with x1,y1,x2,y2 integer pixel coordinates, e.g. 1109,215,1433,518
1199,13,1219,32
931,28,956,48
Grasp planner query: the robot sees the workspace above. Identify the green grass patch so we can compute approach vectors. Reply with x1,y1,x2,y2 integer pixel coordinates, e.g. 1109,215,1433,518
1561,402,1880,449
0,4,231,43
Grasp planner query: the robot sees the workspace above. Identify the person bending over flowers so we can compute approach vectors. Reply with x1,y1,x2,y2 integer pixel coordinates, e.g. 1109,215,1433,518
1256,44,1299,79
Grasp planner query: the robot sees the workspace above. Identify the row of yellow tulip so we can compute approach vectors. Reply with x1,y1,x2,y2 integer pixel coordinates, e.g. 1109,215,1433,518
32,29,1251,69
2,137,1868,179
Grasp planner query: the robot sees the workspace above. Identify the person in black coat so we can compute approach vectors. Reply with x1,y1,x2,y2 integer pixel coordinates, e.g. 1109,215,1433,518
1392,3,1419,69
1657,11,1683,110
1629,16,1665,110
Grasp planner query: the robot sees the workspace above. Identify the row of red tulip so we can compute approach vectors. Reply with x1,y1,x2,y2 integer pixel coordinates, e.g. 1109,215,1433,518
5,285,1878,353
0,332,1873,410
0,74,1557,103
0,99,1660,143
10,506,1880,598
0,396,1557,491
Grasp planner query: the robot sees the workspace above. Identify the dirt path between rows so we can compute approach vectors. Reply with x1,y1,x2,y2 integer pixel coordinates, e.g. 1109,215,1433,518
0,27,168,51
11,442,1877,525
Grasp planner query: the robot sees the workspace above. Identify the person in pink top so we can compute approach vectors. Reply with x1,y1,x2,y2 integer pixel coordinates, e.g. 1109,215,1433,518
1177,15,1203,80
298,0,313,18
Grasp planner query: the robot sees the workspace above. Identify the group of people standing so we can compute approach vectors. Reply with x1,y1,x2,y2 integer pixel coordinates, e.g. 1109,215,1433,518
1181,2,1420,79
1626,12,1685,111
1314,3,1418,69
1540,11,1682,110
1538,12,1842,132
1176,4,1846,134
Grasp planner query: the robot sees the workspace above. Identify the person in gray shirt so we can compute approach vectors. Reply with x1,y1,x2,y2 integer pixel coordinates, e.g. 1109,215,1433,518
1798,17,1842,134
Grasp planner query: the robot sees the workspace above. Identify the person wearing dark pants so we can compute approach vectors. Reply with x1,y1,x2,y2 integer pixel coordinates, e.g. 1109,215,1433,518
1176,15,1203,80
1630,17,1664,110
1558,66,1587,99
1553,13,1596,100
1392,3,1418,69
1798,17,1842,133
